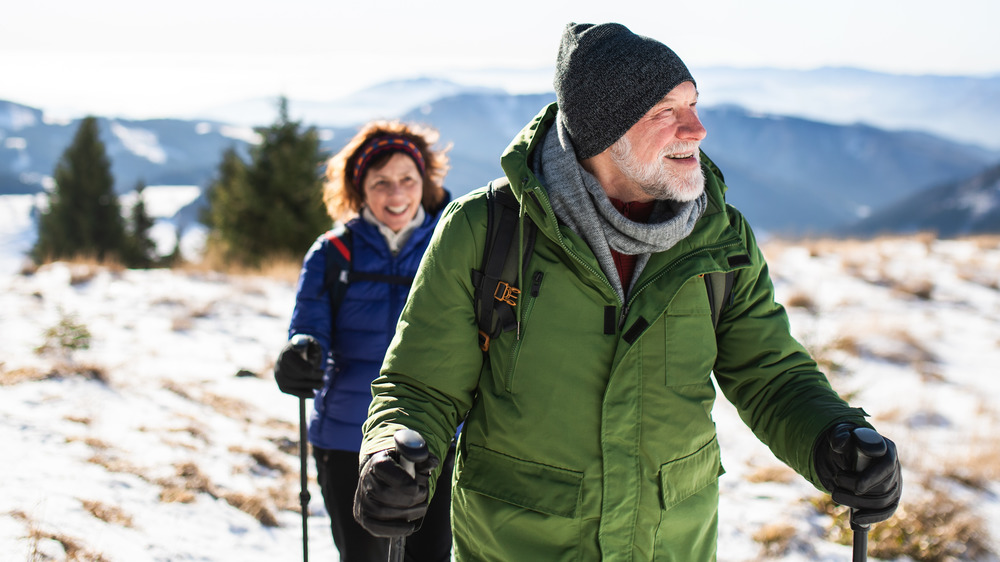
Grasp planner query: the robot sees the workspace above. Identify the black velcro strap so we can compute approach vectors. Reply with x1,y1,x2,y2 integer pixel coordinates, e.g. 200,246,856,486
728,254,751,267
604,306,617,335
623,317,649,344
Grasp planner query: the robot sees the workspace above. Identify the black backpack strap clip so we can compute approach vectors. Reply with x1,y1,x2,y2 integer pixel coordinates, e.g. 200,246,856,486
471,177,537,352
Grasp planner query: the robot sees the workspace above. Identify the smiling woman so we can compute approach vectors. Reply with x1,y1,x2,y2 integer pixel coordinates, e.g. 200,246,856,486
272,119,455,561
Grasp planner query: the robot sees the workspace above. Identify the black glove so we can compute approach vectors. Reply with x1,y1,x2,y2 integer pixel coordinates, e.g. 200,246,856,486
353,447,440,537
273,335,324,398
815,422,901,526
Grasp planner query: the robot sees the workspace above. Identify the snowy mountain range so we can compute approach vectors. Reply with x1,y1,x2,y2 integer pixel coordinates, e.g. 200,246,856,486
849,163,1000,237
2,68,1000,236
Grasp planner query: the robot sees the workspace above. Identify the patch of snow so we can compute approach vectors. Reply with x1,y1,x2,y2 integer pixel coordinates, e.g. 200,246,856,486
109,121,167,164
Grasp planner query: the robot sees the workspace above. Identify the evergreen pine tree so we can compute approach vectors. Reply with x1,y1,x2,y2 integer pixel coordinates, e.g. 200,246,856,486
33,116,127,263
202,146,251,256
202,97,329,267
122,180,158,268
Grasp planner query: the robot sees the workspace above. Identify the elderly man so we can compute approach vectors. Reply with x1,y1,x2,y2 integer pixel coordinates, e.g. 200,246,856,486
353,22,901,561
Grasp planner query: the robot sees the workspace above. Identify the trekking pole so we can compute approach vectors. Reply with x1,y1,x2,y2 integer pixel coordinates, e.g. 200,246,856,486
290,334,313,562
850,428,888,562
388,429,429,562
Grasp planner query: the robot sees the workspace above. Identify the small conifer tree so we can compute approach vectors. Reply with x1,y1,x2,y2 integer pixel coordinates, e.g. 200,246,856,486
202,97,329,267
122,180,158,268
33,116,127,263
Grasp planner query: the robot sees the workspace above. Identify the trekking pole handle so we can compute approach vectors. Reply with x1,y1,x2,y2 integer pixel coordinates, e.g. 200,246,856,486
290,334,312,362
851,427,888,531
852,427,887,476
850,427,887,562
853,428,884,469
388,429,428,562
394,428,429,477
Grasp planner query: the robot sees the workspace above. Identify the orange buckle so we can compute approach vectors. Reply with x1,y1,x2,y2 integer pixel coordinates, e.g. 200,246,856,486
478,330,491,352
493,282,520,306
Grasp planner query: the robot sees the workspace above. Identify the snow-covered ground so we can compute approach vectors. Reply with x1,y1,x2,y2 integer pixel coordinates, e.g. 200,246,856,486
2,230,999,561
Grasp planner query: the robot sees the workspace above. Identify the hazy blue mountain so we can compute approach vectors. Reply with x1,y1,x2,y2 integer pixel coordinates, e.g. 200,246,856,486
847,163,1000,237
190,78,503,127
0,116,257,195
0,100,42,130
399,92,559,192
698,105,999,233
695,67,1000,150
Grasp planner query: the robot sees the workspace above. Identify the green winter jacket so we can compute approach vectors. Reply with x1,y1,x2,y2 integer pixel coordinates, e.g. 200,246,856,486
361,103,869,561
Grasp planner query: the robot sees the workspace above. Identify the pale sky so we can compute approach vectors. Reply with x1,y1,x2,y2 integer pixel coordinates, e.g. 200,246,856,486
3,0,999,120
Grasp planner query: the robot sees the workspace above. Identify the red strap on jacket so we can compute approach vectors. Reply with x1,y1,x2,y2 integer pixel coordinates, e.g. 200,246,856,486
325,230,351,262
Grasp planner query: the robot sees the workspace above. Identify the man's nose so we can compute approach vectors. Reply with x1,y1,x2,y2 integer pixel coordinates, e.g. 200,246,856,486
678,110,707,141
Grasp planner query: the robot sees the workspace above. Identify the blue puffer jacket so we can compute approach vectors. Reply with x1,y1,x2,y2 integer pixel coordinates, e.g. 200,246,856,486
289,197,449,451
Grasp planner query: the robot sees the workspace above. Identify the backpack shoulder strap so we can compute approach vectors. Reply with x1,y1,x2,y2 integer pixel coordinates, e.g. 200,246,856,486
323,225,352,321
704,270,735,330
471,177,537,352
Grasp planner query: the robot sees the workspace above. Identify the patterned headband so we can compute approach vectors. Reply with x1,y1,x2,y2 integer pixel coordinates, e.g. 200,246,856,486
351,135,427,185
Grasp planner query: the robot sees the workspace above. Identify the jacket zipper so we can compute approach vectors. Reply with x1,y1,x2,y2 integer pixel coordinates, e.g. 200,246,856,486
529,188,621,303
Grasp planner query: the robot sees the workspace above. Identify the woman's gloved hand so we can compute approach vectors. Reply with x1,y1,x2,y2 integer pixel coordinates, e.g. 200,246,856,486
274,334,324,398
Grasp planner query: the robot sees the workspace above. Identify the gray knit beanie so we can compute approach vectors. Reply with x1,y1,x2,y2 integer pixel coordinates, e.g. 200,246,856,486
554,23,695,159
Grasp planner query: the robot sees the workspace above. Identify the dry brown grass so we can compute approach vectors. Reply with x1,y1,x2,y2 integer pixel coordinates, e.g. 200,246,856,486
29,255,127,285
80,499,134,528
11,509,111,562
0,364,47,385
752,522,798,558
0,361,111,386
161,415,211,444
811,485,995,561
67,436,113,451
155,461,282,526
159,486,198,504
72,392,293,529
175,247,303,284
827,334,862,356
220,492,280,527
47,361,112,385
87,454,148,480
202,392,253,422
783,291,819,314
745,464,797,484
940,432,1000,490
64,414,94,425
266,432,300,455
170,314,195,332
162,379,253,422
890,278,936,301
227,446,293,477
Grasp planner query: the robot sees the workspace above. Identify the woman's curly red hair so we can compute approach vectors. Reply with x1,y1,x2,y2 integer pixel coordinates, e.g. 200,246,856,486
323,120,450,223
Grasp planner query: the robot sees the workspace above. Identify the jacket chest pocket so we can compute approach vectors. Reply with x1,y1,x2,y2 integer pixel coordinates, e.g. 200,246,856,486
487,256,614,396
662,277,717,386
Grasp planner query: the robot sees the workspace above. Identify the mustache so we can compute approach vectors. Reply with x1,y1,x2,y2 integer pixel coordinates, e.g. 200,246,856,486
660,142,701,158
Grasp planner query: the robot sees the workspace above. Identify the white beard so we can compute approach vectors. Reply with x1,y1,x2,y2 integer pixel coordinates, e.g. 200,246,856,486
609,136,705,202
